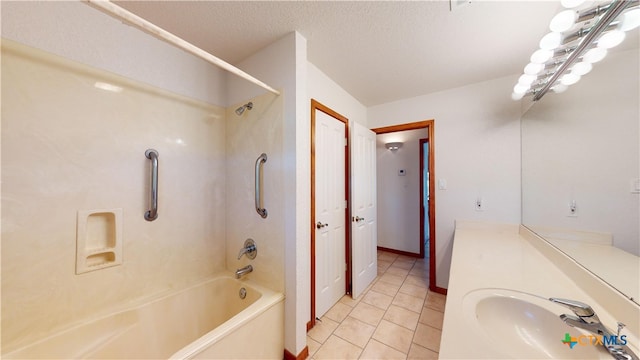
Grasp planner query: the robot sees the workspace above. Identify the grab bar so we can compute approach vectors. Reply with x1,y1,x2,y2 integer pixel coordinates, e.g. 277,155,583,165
255,153,268,218
144,149,159,221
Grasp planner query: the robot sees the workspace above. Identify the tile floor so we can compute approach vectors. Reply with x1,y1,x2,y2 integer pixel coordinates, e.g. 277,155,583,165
307,250,446,359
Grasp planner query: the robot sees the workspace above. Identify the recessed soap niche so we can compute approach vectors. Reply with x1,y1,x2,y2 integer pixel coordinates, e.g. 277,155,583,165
76,209,123,274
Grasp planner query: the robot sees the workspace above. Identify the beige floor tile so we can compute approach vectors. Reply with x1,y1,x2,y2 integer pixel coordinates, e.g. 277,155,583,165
379,273,406,285
395,255,417,262
383,304,419,331
314,335,363,360
379,253,398,262
359,339,407,360
412,323,442,352
307,336,322,358
378,260,392,272
390,260,414,270
362,290,394,310
418,307,444,330
392,292,425,313
403,275,428,288
308,317,340,343
407,343,438,360
408,267,428,279
334,316,376,348
385,266,410,277
340,294,361,307
372,319,414,354
350,301,386,326
325,301,353,323
371,280,401,297
398,283,428,300
424,291,446,312
411,259,427,270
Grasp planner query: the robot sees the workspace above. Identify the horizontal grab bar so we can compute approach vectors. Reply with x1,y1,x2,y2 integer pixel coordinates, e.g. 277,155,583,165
255,153,268,218
144,149,159,221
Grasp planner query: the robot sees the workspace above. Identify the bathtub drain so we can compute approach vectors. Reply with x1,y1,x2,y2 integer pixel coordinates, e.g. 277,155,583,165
239,287,247,299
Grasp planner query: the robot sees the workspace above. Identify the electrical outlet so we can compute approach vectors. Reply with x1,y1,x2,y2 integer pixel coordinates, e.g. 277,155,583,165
475,197,483,211
568,200,578,217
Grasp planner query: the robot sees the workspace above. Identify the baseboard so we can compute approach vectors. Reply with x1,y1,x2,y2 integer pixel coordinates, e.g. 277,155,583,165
377,246,422,258
431,284,448,295
284,346,309,360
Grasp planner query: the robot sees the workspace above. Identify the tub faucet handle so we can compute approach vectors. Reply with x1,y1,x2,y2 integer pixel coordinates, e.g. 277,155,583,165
237,238,257,260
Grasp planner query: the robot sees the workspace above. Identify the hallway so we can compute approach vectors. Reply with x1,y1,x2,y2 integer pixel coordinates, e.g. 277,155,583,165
307,251,445,359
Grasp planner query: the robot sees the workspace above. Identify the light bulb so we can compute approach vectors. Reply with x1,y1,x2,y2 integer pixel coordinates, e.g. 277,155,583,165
524,62,544,75
571,61,592,76
518,74,537,86
619,8,640,32
560,0,584,9
513,83,529,95
511,92,525,101
550,10,578,32
583,47,608,63
552,83,569,93
561,73,581,85
597,30,626,49
530,49,554,64
539,32,563,50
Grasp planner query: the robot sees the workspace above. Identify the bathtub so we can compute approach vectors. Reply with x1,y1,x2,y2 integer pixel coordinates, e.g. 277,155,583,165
4,274,285,359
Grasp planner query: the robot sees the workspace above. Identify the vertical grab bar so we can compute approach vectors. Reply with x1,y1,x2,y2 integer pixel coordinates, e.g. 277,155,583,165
255,153,268,218
144,149,159,221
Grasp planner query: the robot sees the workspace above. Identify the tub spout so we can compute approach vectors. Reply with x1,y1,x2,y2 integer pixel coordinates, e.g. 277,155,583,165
235,265,253,279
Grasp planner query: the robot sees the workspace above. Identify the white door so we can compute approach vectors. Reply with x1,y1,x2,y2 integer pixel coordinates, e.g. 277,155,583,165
351,122,377,299
315,110,347,317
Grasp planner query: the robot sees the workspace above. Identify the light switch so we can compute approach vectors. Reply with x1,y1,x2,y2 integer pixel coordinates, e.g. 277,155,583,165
438,179,447,190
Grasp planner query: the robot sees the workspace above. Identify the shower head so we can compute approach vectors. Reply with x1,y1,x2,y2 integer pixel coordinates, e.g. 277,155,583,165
235,102,253,116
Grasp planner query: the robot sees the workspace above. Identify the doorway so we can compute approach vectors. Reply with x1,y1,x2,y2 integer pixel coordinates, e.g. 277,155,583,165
372,120,442,294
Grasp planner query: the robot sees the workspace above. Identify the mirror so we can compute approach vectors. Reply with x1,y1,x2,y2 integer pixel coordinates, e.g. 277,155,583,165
521,38,639,305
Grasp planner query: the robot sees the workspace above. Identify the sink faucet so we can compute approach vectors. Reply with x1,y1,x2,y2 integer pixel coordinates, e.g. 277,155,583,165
550,298,639,360
235,265,253,279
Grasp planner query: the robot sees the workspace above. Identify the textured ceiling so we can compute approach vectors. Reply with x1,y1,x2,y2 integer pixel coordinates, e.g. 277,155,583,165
113,1,634,106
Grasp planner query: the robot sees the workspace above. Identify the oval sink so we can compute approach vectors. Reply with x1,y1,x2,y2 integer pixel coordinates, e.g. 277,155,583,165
463,289,611,359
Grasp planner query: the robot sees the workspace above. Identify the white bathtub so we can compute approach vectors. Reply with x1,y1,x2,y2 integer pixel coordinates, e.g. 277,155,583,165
4,274,285,359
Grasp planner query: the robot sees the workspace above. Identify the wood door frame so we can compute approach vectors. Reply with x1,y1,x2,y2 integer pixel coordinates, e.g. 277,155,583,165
371,120,446,295
309,99,350,331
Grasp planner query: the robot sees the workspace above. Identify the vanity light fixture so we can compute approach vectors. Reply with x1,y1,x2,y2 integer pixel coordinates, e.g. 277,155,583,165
385,142,403,151
512,0,640,101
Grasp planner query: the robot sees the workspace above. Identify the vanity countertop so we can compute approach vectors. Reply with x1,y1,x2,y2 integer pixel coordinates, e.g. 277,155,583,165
439,220,639,359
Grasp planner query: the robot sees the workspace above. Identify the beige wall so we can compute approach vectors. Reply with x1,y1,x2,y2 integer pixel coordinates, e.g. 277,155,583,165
376,129,426,254
368,75,523,289
1,41,227,351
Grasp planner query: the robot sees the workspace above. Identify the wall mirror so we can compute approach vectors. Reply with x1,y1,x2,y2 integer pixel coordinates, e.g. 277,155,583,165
521,38,639,305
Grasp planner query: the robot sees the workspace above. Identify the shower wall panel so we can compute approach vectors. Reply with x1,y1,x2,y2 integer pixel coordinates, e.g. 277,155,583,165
1,40,227,352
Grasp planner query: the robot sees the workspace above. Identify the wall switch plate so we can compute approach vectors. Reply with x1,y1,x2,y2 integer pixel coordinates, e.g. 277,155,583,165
475,197,483,211
398,169,406,176
438,179,447,190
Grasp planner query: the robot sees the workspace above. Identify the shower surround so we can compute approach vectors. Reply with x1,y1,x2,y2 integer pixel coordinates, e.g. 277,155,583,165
1,39,285,355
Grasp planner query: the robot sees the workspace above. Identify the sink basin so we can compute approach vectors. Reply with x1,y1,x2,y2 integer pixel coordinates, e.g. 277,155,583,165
462,289,611,359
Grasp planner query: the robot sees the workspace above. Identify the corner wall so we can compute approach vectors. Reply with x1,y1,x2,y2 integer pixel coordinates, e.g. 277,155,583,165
368,76,522,288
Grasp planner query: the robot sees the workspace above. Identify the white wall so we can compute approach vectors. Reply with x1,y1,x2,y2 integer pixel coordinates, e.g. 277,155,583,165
522,48,639,255
308,62,367,126
368,75,523,288
376,129,426,254
0,1,227,106
227,32,309,357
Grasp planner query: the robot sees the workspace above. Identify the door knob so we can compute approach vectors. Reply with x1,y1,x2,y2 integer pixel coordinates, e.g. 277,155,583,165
354,216,365,222
316,221,328,229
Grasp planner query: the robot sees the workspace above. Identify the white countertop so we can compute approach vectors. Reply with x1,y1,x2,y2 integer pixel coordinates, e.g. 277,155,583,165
439,220,640,359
